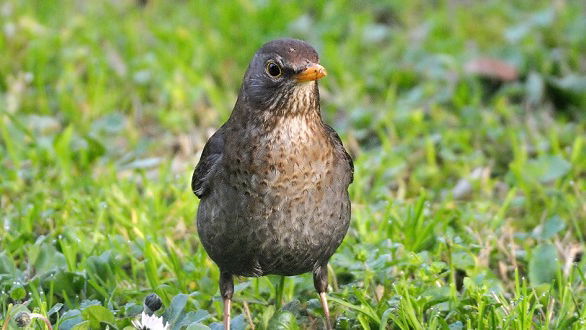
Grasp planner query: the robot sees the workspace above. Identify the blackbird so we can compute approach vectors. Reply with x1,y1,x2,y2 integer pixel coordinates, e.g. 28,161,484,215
192,38,353,329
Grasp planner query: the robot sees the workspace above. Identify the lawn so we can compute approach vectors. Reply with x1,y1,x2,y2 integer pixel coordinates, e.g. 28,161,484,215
1,0,585,329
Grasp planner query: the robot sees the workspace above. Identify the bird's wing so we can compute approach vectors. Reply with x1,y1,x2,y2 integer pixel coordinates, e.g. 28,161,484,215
192,128,225,198
324,124,354,183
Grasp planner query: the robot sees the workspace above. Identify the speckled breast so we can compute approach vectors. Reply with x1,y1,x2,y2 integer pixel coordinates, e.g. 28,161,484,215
197,118,351,277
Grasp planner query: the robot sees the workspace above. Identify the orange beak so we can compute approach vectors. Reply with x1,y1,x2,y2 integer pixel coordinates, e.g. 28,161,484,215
295,63,327,82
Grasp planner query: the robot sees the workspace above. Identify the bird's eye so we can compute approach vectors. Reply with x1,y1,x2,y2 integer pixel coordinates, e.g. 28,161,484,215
265,61,282,78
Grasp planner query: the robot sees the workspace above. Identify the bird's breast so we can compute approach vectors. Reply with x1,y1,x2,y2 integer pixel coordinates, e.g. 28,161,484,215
257,118,331,183
225,117,335,203
204,116,351,276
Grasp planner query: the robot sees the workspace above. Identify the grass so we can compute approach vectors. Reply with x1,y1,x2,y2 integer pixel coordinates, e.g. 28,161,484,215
1,0,585,329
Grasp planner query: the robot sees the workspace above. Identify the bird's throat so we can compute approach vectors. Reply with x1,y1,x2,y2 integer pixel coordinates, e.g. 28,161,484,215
260,82,321,130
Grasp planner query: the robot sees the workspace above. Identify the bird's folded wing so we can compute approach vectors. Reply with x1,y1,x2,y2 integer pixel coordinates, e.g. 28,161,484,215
192,128,225,198
324,124,354,184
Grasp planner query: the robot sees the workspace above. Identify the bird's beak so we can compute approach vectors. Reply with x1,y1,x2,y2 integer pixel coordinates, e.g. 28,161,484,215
295,63,327,82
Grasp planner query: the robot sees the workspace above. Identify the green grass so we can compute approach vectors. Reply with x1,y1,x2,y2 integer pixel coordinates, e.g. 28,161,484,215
1,0,585,329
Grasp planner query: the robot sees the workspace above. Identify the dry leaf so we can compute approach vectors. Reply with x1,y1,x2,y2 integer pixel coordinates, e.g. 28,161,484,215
465,57,519,81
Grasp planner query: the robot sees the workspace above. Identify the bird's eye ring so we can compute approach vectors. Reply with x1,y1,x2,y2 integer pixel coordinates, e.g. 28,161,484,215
265,61,282,78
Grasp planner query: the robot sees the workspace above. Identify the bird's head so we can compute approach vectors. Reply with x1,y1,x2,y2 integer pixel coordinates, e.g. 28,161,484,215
240,38,326,116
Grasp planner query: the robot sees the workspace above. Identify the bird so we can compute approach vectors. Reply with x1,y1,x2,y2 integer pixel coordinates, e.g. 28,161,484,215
192,38,353,330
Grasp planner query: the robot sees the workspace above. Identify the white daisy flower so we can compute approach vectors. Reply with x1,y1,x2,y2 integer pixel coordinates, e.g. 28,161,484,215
132,312,169,330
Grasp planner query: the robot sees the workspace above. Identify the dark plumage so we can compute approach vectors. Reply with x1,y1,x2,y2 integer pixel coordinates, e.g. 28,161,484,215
192,38,353,329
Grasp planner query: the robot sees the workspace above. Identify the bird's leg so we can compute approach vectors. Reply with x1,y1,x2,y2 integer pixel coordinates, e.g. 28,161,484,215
313,264,332,330
319,292,332,330
220,271,234,330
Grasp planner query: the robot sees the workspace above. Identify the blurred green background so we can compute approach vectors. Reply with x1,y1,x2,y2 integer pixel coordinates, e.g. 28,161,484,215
1,0,585,329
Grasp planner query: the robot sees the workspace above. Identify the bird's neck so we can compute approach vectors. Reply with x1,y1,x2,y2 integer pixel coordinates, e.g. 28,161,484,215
233,83,323,133
269,81,320,116
260,105,322,134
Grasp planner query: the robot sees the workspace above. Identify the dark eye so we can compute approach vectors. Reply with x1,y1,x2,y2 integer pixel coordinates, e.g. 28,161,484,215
265,61,282,78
